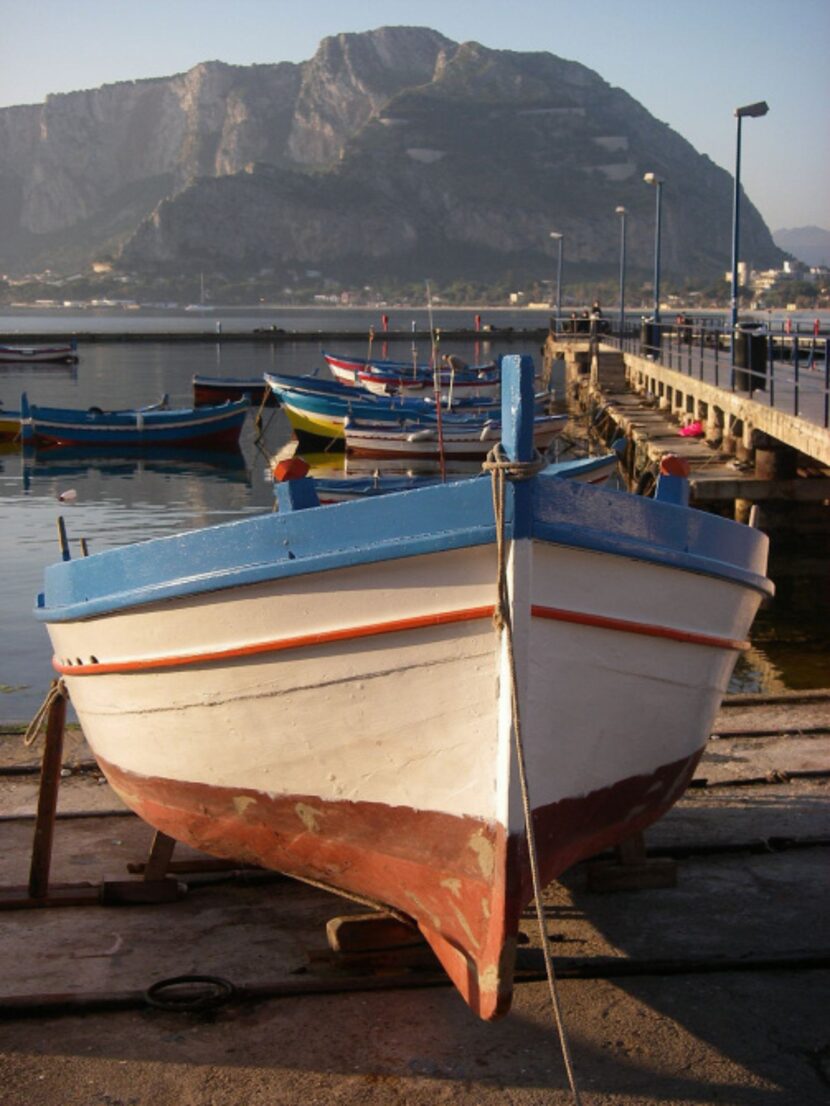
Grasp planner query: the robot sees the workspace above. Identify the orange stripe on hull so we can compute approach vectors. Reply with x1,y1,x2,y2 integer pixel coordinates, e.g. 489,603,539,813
53,603,746,678
53,605,495,676
530,605,749,652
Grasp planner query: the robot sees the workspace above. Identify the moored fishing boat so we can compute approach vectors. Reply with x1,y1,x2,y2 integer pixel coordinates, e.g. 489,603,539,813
0,404,21,442
0,341,79,364
20,394,247,450
344,411,567,459
324,349,499,392
354,365,501,399
36,355,772,1021
266,371,505,451
192,374,275,407
305,451,620,502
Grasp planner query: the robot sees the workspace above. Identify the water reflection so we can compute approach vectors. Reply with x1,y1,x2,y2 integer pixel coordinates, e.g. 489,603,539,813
21,443,249,493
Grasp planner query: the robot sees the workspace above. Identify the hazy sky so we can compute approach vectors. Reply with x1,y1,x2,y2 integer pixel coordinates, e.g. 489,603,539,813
1,0,828,232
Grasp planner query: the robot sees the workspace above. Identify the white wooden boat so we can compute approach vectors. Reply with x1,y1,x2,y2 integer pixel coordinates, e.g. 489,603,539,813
0,341,78,364
37,355,772,1021
344,412,567,459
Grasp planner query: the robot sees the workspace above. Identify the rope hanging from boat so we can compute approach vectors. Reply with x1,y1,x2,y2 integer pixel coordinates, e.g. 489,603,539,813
22,679,68,748
281,871,413,926
485,446,583,1106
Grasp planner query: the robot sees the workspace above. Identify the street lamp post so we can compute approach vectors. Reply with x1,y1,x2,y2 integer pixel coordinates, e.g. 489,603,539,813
643,173,664,325
615,206,627,339
549,231,563,331
730,101,769,342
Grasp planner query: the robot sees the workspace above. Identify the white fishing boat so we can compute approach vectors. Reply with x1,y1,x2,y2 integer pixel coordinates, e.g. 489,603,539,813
37,354,772,1021
344,411,567,459
0,341,78,364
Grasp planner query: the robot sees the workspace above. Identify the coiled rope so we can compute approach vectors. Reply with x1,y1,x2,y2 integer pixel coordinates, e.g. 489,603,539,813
484,444,583,1105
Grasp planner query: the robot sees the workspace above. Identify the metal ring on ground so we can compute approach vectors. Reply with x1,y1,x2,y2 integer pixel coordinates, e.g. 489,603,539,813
145,974,235,1012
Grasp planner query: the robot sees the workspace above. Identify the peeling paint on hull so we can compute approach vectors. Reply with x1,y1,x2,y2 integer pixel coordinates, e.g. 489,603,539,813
99,747,700,1020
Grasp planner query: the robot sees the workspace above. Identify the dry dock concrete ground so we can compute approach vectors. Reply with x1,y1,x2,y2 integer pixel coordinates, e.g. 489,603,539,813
0,692,828,1106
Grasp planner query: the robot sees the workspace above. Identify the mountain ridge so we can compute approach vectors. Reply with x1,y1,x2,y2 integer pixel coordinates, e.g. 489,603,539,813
0,26,783,285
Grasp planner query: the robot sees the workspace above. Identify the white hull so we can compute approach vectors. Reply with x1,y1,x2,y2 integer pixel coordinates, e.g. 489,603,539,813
345,418,564,458
49,541,757,833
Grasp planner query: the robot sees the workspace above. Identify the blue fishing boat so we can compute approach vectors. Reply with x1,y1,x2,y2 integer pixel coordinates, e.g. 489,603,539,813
305,452,620,502
37,355,771,1021
20,394,248,451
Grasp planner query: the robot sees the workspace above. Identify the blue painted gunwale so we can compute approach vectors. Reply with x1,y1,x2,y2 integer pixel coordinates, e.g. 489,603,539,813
38,473,772,624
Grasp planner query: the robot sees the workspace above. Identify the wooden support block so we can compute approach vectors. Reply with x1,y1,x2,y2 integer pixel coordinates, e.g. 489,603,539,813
127,857,263,876
326,912,422,953
141,830,177,881
585,831,678,892
28,689,68,900
99,878,183,905
0,884,101,910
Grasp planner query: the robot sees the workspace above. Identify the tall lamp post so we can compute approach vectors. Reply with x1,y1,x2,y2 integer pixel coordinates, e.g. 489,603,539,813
615,205,627,339
643,173,664,325
730,101,769,340
549,231,563,331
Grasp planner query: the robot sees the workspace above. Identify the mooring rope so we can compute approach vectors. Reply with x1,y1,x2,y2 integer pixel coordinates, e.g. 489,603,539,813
22,678,68,748
485,445,583,1105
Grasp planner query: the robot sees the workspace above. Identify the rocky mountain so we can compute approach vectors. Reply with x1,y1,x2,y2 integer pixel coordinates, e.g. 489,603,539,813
773,226,830,268
0,26,783,285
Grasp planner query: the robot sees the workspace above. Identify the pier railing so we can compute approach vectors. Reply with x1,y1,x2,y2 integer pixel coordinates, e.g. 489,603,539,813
552,316,830,430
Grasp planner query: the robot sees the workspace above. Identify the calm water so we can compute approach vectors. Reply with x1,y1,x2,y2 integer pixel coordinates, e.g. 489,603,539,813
0,310,826,722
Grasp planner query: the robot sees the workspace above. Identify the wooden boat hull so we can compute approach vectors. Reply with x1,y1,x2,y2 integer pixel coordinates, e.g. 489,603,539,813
356,369,501,399
39,369,771,1022
271,374,511,453
0,343,78,364
308,453,618,501
325,353,502,401
345,416,566,459
0,412,21,442
21,396,248,450
192,375,275,407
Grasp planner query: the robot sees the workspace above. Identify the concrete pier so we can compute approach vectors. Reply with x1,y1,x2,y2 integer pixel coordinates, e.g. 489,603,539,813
548,333,828,508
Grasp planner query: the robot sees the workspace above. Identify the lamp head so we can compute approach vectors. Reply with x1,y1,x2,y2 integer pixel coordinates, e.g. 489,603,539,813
549,231,562,240
643,172,664,186
615,205,626,215
735,101,769,118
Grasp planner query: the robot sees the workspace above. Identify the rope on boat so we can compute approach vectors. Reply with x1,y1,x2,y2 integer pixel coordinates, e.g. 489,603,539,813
281,871,413,926
253,387,271,434
485,445,583,1106
22,679,68,748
